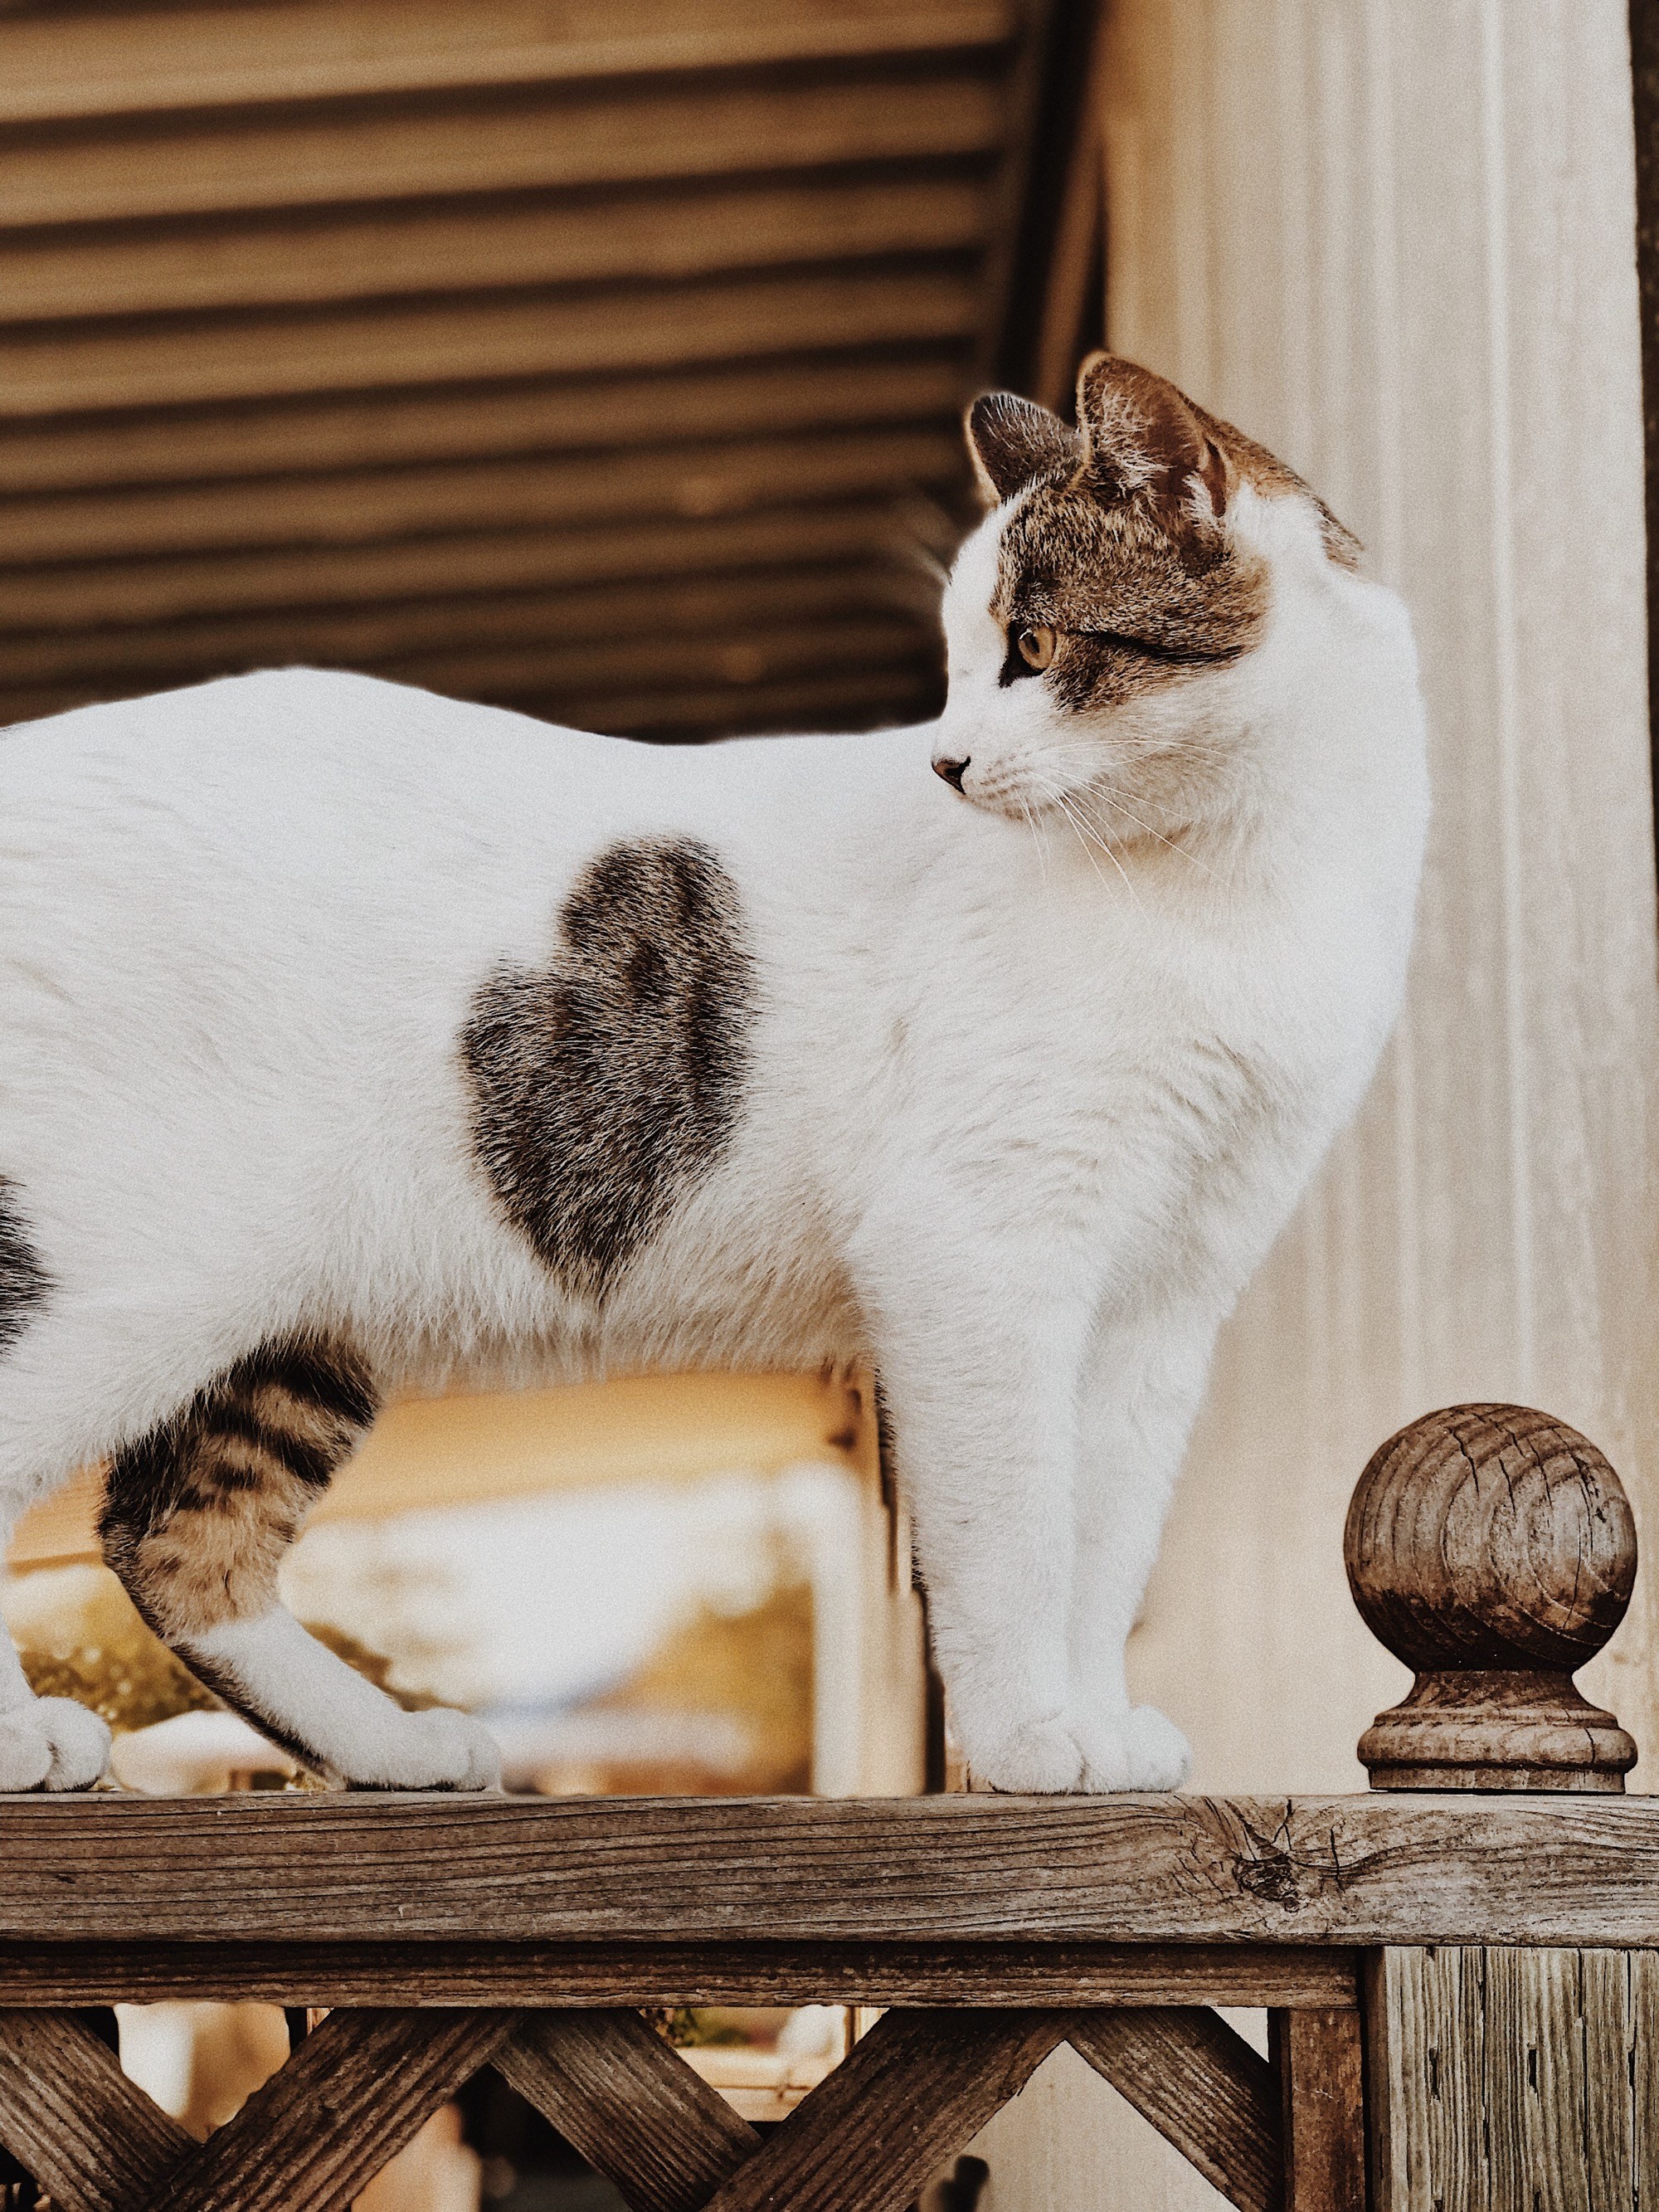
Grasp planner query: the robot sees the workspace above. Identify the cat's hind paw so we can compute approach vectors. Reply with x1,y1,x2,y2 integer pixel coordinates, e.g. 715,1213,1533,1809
1077,1705,1191,1793
966,1714,1089,1793
0,1697,110,1792
351,1707,502,1792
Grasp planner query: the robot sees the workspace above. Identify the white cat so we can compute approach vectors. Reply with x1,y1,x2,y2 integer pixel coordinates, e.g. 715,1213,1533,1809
0,354,1428,1795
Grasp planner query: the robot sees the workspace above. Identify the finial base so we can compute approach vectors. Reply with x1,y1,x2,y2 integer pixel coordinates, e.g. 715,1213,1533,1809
1359,1669,1636,1792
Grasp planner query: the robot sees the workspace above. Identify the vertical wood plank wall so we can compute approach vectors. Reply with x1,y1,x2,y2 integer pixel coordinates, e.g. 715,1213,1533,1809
971,2,1659,2205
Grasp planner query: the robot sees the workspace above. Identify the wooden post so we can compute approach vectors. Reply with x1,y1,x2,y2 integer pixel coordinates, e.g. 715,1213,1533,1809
1346,1403,1648,2211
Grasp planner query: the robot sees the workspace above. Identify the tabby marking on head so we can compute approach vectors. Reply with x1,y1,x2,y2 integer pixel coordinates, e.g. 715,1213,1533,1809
0,1181,49,1357
100,1336,378,1644
460,836,756,1301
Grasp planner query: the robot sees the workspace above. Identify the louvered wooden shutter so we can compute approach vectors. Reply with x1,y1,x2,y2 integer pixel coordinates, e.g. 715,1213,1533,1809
0,0,1045,738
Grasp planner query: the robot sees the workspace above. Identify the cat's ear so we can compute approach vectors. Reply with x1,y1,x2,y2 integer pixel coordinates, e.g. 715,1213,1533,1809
1073,352,1231,532
965,392,1081,504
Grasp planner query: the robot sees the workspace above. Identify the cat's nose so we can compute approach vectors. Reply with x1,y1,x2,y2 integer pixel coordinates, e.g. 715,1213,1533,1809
933,755,970,792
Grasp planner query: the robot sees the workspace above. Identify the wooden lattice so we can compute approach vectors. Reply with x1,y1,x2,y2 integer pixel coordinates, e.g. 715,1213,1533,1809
0,1993,1355,2212
8,1786,1637,2212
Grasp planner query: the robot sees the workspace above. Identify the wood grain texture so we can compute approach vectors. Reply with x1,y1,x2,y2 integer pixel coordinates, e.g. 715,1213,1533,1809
699,2008,1075,2212
0,356,966,498
141,2006,517,2212
1366,1946,1656,2211
1069,2008,1280,2212
0,74,1005,230
0,1794,1648,1948
1271,2009,1365,2212
2,174,990,322
0,568,932,689
0,2010,192,2212
0,505,938,636
0,0,1015,124
1345,1403,1637,1791
0,1939,1360,2010
0,272,978,422
496,2010,758,2212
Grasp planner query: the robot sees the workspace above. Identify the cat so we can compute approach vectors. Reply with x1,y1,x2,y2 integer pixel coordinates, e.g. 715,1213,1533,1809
0,353,1428,1796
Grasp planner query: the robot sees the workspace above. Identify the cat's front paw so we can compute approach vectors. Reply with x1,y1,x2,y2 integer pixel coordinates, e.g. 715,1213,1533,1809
966,1714,1089,1793
1076,1704,1191,1792
353,1707,502,1792
0,1697,110,1792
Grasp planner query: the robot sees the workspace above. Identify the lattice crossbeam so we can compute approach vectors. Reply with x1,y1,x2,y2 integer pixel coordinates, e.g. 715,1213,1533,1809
0,2000,1316,2212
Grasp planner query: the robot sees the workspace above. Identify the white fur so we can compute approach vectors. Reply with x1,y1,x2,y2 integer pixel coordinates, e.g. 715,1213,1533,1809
0,480,1427,1793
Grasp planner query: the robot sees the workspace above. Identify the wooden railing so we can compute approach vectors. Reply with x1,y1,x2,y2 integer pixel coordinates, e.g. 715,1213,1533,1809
0,1402,1651,2212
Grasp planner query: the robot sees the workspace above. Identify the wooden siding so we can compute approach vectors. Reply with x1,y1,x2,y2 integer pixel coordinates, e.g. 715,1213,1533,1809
0,0,1049,738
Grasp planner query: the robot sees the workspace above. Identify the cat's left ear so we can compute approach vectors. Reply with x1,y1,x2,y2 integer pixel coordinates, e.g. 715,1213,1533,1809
965,392,1082,504
1073,352,1231,533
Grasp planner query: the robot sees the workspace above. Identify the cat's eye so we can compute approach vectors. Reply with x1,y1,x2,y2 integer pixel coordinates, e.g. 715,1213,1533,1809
1015,625,1057,671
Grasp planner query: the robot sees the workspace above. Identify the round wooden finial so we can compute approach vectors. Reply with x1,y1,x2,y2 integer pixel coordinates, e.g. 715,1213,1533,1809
1345,1403,1637,1791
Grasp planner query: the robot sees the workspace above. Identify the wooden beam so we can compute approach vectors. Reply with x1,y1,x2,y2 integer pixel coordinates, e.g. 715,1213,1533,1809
0,502,948,631
0,356,969,498
0,567,932,690
496,2009,759,2212
0,423,964,562
0,2010,191,2212
699,2008,1076,2212
0,0,1015,126
1070,2008,1281,2212
1270,2009,1366,2212
139,2006,518,2212
0,1795,1649,1948
2,175,990,323
0,75,1005,231
0,270,980,419
0,1939,1363,2010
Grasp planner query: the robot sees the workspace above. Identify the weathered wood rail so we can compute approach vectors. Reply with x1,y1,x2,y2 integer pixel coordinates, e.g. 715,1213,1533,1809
0,1403,1650,2211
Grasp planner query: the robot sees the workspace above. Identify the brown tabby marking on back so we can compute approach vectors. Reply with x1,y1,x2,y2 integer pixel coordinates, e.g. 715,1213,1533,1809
971,354,1361,716
100,1337,377,1642
460,836,755,1303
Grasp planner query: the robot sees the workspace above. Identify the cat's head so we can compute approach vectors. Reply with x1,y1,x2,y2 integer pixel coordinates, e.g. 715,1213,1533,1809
932,353,1362,836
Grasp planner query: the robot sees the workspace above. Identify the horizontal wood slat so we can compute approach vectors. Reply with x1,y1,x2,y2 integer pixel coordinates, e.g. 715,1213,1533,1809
3,174,990,324
0,566,931,688
0,0,1014,126
1071,2008,1282,2212
702,2007,1076,2212
0,270,980,418
497,2010,760,2212
0,1938,1362,2010
0,425,963,563
2,0,1029,739
0,1795,1649,1948
0,354,967,495
0,504,938,631
1,74,1005,231
0,2010,192,2212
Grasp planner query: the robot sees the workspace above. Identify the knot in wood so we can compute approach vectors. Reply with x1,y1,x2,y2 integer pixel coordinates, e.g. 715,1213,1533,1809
1345,1404,1638,1791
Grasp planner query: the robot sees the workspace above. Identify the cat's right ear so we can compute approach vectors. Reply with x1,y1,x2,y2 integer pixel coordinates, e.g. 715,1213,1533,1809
965,392,1081,504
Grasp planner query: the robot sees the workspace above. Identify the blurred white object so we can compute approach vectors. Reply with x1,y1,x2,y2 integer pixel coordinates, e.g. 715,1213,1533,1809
356,2103,481,2212
110,1709,297,1795
115,2000,289,2138
776,2005,846,2059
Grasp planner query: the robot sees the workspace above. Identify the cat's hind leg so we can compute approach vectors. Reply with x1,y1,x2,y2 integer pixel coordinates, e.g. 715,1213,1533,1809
100,1337,499,1790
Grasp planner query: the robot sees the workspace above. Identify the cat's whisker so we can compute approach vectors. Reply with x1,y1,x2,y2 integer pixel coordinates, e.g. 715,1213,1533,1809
1092,787,1230,886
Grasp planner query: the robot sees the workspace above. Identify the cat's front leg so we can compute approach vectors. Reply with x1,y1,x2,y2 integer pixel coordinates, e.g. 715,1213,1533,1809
1065,1323,1211,1792
864,1246,1095,1792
